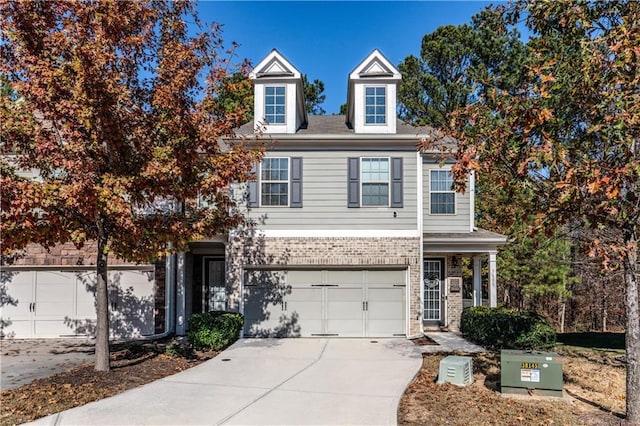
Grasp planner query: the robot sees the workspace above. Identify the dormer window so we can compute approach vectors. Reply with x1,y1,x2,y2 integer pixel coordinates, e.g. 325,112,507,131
365,87,386,125
265,86,286,124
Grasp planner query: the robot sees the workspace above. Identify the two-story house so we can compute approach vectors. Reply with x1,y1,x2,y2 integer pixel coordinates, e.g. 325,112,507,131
172,49,506,338
0,48,505,340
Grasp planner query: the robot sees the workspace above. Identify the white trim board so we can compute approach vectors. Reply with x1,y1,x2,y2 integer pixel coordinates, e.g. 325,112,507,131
250,229,421,238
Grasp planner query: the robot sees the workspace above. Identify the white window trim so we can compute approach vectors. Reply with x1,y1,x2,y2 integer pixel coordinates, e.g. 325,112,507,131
364,85,387,126
264,85,287,125
429,169,456,215
260,157,290,207
360,157,390,207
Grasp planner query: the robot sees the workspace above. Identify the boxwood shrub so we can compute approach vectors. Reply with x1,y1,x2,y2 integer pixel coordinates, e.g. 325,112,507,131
460,306,556,350
187,311,244,351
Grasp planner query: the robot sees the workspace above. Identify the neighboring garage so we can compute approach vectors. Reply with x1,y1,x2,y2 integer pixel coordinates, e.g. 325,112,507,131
243,269,407,337
1,268,155,339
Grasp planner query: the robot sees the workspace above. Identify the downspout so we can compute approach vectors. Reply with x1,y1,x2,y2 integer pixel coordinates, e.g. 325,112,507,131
417,151,424,337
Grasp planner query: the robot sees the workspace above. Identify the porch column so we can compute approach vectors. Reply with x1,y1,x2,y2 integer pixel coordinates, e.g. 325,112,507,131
488,251,497,307
175,252,187,335
473,256,482,306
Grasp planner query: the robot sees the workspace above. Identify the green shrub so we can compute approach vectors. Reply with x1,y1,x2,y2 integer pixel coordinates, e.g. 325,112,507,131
460,306,556,350
187,311,244,351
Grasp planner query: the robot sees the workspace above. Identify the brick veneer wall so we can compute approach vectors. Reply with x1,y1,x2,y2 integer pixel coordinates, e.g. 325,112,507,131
6,242,131,266
227,235,423,336
446,256,463,332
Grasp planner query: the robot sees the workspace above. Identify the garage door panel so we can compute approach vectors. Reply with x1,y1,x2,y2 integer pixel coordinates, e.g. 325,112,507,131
1,268,154,339
243,269,407,338
286,270,323,285
286,288,322,336
366,270,405,286
76,272,97,319
368,319,406,336
326,270,362,286
243,270,288,337
1,271,33,322
110,271,155,337
367,287,405,336
35,272,75,318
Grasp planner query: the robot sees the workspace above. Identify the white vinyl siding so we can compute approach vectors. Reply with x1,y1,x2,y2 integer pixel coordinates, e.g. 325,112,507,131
242,150,418,230
422,163,471,232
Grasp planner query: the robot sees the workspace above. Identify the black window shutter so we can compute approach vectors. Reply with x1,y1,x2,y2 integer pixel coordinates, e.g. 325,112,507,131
391,157,403,208
290,157,303,208
248,162,259,207
348,157,360,208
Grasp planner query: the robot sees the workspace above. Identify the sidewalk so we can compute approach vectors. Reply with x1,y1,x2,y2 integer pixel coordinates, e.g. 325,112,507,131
420,332,487,353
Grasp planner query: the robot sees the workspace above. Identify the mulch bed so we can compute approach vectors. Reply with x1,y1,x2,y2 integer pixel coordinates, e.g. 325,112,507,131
398,352,628,426
409,335,439,346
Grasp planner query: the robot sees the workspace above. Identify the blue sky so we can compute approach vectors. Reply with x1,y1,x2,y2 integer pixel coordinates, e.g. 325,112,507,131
198,1,496,114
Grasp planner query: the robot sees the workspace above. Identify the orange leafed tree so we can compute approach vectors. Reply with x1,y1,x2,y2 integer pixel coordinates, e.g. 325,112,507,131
424,1,639,420
0,0,263,371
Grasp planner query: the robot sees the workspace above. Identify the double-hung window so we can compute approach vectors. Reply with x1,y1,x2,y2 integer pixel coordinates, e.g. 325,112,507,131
261,157,289,206
265,86,286,124
365,87,386,124
361,157,389,206
430,170,455,214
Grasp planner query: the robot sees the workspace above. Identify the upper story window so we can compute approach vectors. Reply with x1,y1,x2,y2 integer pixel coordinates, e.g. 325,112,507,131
265,86,286,124
261,157,289,206
430,170,455,214
365,87,386,124
361,157,389,206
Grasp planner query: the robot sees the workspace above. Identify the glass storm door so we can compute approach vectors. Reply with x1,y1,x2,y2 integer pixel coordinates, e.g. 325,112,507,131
423,260,443,321
207,260,226,312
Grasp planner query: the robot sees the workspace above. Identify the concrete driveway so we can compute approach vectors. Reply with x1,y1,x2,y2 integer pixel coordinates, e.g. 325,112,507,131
1,338,95,390
29,338,422,425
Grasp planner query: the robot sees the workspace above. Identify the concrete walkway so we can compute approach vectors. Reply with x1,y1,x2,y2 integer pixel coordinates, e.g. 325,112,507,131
29,338,423,426
420,332,487,353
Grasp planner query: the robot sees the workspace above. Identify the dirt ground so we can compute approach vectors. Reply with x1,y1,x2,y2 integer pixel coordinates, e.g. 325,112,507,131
398,348,628,426
0,341,216,426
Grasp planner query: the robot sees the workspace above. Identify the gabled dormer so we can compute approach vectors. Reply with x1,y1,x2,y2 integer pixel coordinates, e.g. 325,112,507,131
249,49,307,134
346,50,402,134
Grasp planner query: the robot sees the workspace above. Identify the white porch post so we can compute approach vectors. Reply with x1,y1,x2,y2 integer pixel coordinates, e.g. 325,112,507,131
175,252,187,335
473,256,482,306
488,251,497,307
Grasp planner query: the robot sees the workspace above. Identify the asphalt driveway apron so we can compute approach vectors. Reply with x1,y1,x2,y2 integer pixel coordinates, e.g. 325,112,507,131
29,338,422,426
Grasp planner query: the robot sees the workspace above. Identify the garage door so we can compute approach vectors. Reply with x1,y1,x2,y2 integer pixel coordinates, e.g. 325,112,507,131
1,269,155,339
243,269,406,337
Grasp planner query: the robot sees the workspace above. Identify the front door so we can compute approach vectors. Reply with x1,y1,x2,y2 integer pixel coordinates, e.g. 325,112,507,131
423,259,444,324
205,259,226,312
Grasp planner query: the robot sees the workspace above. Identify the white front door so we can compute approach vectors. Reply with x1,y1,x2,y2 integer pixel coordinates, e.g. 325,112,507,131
423,260,443,322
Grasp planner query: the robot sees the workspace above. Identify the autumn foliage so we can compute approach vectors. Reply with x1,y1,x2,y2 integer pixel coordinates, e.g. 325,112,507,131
420,1,639,421
0,0,263,370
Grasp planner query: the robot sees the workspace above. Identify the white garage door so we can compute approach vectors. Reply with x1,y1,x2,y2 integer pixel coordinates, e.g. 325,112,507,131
1,269,155,339
243,269,406,338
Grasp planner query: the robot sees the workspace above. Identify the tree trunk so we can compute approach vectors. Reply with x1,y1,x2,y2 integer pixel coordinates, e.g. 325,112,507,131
95,228,110,372
559,301,565,334
625,232,639,423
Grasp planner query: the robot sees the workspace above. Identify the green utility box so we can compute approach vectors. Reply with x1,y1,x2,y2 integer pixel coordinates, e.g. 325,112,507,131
501,350,564,397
